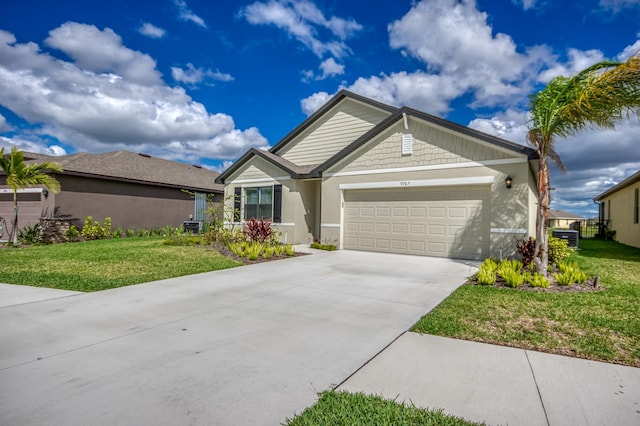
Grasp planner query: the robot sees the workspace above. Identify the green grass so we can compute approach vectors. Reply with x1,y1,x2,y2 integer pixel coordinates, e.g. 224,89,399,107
0,237,242,292
283,391,484,426
412,239,640,367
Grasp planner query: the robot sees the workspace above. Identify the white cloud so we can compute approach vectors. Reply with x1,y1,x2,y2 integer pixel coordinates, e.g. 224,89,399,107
537,48,606,83
241,0,362,59
618,38,640,61
599,0,640,12
171,63,235,85
318,58,344,79
0,25,268,161
511,0,539,9
45,22,162,86
174,0,207,28
138,23,166,39
300,91,332,115
0,136,67,156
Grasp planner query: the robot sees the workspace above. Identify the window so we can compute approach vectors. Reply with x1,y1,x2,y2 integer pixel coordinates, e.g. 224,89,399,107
243,185,282,222
634,188,639,224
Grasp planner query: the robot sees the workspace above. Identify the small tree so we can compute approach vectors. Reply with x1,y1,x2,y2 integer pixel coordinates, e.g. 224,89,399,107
0,146,63,244
527,52,640,275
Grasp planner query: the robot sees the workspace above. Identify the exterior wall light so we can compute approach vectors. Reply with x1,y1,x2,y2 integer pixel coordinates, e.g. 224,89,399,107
42,189,49,198
505,176,513,189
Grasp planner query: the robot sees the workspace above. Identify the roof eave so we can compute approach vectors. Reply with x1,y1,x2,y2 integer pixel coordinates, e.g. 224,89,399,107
594,170,640,201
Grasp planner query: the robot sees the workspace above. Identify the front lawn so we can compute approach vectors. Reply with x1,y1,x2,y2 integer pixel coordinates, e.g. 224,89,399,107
284,391,483,426
0,237,242,292
412,239,640,367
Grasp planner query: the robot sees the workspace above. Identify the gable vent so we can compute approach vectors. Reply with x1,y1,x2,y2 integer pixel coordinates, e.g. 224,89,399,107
401,133,413,155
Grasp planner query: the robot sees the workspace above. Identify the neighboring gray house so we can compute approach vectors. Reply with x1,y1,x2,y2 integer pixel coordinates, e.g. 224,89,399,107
217,90,540,260
0,150,222,236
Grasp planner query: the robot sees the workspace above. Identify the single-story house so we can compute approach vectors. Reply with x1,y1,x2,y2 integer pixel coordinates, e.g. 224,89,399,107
547,209,585,229
594,170,640,248
216,90,540,260
1,150,222,238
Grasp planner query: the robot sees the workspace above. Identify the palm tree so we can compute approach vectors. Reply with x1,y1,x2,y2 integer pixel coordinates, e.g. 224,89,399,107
528,52,640,275
0,146,63,244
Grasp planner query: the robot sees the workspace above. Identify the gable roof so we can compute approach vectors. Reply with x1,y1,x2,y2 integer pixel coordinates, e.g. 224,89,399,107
594,170,640,201
16,150,222,192
217,90,539,184
548,209,585,220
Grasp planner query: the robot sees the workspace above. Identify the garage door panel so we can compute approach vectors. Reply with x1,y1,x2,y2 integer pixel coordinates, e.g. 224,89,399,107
344,186,489,260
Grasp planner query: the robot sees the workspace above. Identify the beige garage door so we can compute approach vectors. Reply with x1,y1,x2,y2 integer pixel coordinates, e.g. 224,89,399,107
343,185,490,260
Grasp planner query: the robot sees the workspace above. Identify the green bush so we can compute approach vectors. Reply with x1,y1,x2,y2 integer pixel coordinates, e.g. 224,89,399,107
162,236,202,246
476,266,496,285
18,224,42,245
554,272,574,286
81,216,112,240
310,242,337,251
501,268,524,288
548,236,574,264
65,225,80,240
526,272,550,288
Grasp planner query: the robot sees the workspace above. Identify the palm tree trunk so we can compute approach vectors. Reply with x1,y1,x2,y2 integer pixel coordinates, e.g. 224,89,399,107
533,158,549,276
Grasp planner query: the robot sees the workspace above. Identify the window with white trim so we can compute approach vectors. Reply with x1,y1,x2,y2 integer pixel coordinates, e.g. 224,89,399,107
242,185,282,222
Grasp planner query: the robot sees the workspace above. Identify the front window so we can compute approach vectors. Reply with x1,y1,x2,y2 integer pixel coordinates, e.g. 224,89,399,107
244,186,273,221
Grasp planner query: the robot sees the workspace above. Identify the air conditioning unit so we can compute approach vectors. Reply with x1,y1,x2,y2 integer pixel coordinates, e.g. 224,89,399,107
552,230,579,248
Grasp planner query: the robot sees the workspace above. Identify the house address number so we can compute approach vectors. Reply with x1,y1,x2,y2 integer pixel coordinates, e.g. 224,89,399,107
400,181,411,186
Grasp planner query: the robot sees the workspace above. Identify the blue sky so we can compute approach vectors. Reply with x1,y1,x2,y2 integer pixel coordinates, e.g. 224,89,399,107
1,0,639,217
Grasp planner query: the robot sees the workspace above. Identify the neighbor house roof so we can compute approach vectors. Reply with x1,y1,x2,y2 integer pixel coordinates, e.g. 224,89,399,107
594,170,640,201
217,90,538,184
19,150,222,192
548,209,585,220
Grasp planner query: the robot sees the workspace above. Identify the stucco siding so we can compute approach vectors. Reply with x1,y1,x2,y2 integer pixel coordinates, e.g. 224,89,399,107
327,120,519,175
278,98,391,166
601,184,640,248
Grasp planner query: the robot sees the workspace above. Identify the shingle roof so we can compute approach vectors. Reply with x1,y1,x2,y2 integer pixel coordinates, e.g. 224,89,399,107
548,209,586,220
20,150,222,192
594,170,640,201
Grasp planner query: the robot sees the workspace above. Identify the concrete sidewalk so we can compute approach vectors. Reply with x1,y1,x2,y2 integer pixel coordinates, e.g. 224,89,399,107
338,332,640,426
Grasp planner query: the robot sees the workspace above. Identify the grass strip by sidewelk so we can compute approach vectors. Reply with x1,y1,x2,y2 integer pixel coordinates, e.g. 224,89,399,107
283,390,484,426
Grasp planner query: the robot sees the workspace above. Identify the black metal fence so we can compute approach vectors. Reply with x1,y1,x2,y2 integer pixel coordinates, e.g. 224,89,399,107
569,219,611,239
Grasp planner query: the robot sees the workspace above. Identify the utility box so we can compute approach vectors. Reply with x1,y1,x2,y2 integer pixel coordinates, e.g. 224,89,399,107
552,229,579,248
182,220,202,234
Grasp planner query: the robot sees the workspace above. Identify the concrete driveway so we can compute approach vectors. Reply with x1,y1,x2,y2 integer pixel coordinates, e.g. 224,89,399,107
0,249,476,425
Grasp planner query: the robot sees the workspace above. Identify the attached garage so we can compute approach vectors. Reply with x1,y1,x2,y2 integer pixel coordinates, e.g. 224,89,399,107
343,184,490,260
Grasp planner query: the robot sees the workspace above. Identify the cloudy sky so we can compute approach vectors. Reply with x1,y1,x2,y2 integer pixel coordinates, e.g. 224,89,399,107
1,0,639,217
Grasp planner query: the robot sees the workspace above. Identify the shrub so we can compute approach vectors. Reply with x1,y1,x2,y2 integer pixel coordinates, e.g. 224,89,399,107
245,241,264,260
18,224,42,245
284,244,295,256
501,268,524,288
548,236,574,264
554,272,574,286
310,242,337,251
112,227,124,238
81,216,112,240
65,225,80,240
243,218,275,242
604,229,616,241
526,273,550,288
476,267,496,285
162,236,202,246
516,237,537,267
125,228,135,238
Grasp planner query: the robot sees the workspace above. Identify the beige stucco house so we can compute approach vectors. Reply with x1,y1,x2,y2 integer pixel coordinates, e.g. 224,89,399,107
216,91,540,260
594,170,640,248
547,209,585,229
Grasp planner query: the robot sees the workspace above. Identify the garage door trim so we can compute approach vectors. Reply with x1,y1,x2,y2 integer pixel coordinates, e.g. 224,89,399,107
338,175,494,191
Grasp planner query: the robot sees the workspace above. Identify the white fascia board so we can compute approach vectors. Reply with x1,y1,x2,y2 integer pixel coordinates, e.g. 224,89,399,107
338,176,494,191
234,176,290,186
320,223,341,228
